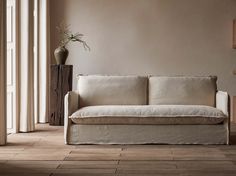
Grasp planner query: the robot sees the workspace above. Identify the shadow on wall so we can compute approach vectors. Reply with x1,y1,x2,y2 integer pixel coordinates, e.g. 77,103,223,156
49,0,67,64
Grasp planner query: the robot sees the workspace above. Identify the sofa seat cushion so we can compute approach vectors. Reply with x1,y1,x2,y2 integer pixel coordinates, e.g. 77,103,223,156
70,105,226,125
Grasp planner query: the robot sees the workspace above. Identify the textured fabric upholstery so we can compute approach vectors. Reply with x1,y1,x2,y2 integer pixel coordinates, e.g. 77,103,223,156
64,91,80,144
216,91,229,116
77,75,148,107
68,124,228,144
149,76,217,106
64,75,229,145
70,105,226,125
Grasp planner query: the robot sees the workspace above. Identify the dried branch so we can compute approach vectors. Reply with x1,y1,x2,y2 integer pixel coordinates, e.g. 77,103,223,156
56,22,90,51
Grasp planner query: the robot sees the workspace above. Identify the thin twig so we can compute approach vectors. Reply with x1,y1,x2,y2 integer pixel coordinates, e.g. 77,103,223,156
56,22,90,50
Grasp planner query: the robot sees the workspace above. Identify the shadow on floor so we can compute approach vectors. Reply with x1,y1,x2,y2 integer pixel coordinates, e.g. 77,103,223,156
230,132,236,145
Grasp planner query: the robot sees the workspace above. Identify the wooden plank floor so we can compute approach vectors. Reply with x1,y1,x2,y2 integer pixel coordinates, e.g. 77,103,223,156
1,124,236,176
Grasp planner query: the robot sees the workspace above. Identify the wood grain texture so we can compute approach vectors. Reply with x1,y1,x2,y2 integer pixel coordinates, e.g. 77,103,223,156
233,19,236,49
1,123,236,176
49,65,72,126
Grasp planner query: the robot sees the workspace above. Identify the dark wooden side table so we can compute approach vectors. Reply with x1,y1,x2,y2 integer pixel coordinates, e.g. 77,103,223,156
50,65,73,126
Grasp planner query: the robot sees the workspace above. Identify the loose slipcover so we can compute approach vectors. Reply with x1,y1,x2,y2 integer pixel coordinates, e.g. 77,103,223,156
70,105,226,125
64,75,230,145
78,75,148,107
149,76,217,106
67,124,228,144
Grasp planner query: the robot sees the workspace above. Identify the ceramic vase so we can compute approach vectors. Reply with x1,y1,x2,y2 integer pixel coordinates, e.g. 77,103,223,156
54,46,69,65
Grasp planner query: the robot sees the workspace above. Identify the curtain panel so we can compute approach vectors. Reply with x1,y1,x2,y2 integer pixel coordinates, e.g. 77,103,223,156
0,0,50,136
0,0,6,145
19,0,35,132
37,0,50,123
18,0,50,132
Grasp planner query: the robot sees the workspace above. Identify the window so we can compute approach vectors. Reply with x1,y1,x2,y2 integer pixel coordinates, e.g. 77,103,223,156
6,0,16,133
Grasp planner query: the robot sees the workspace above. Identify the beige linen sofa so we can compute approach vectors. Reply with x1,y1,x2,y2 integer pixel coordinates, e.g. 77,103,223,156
64,75,230,145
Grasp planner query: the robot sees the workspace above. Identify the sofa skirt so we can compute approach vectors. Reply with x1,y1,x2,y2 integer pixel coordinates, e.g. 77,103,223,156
65,121,229,145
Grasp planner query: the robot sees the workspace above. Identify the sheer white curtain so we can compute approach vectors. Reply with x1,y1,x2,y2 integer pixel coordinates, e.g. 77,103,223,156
37,0,50,123
0,0,49,135
19,0,35,132
18,0,50,132
0,0,6,145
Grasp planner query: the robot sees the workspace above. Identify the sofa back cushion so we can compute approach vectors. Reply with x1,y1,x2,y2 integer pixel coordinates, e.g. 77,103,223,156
78,75,148,107
149,76,217,107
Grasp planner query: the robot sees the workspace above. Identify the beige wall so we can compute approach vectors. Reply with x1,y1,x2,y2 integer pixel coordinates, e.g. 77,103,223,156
50,0,236,97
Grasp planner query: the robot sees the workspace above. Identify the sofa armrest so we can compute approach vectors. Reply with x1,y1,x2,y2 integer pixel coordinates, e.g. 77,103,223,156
64,91,79,144
65,91,79,117
216,91,230,144
216,91,229,117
